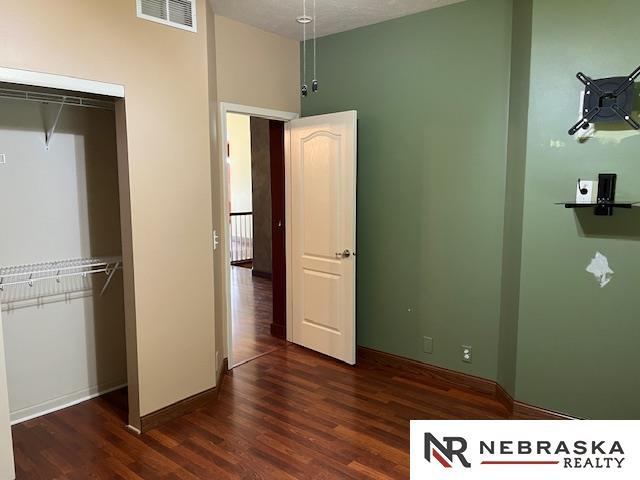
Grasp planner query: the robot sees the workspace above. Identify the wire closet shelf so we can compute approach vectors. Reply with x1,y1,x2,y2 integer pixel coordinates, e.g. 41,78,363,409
0,256,122,298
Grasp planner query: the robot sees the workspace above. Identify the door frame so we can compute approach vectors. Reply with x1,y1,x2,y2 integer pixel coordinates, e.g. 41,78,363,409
217,103,298,368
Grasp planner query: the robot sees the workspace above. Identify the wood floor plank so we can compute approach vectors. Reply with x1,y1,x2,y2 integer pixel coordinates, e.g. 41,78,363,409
231,266,287,366
11,343,526,478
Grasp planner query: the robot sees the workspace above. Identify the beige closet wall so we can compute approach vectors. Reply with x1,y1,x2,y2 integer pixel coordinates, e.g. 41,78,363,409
0,0,216,422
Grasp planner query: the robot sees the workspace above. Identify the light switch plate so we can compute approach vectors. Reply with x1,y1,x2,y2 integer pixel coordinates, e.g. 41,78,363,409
0,154,5,164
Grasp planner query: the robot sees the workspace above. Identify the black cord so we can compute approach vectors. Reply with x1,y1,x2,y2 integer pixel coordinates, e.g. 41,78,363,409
578,179,588,195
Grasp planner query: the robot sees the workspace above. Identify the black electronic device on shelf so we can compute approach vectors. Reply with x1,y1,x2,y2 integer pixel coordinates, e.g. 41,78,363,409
595,174,617,216
568,66,640,135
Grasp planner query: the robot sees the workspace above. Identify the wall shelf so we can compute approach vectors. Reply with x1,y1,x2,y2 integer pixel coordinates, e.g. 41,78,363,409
556,201,639,208
555,201,640,216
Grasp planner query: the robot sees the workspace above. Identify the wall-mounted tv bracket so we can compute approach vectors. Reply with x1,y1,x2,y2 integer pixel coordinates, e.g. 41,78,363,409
568,65,640,135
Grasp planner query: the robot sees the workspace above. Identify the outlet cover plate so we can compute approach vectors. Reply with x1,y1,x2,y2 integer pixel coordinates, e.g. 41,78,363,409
462,345,472,364
423,336,433,354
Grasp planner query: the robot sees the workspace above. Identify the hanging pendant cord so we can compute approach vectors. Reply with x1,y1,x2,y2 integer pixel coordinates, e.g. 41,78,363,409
303,0,307,89
313,0,317,82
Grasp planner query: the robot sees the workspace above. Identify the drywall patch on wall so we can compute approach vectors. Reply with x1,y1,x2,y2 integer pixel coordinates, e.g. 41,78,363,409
593,130,640,145
586,251,613,288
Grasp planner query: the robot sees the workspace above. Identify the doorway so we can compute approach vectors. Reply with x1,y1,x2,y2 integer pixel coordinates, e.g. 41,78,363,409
220,104,358,369
221,105,297,367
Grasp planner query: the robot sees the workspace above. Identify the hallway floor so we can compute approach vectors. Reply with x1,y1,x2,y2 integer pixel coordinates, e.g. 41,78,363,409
11,345,518,479
231,265,287,366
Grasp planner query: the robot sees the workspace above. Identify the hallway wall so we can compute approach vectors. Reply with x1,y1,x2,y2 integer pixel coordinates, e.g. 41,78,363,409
250,117,273,277
227,113,252,213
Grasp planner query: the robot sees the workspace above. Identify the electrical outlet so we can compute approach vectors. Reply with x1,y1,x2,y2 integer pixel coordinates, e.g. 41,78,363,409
462,345,472,364
0,154,6,165
423,336,433,354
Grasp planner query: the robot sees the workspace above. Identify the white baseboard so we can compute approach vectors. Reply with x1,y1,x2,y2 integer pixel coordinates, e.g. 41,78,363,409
10,380,127,425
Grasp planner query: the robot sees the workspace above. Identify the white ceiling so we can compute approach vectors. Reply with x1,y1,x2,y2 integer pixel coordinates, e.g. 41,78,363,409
209,0,466,40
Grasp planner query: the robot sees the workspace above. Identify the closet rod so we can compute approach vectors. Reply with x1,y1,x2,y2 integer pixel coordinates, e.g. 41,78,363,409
0,88,115,111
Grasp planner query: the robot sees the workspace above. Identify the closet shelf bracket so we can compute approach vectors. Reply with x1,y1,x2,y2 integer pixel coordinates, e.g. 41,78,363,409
45,100,66,150
100,261,121,296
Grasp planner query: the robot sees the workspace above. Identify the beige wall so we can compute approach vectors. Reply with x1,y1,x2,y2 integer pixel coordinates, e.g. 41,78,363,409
205,2,226,381
209,14,300,365
227,113,253,213
214,15,301,114
0,0,216,422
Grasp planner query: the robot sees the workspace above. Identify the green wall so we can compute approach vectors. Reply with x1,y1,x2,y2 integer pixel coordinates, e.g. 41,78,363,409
302,0,640,419
302,0,514,381
515,0,640,419
497,0,532,396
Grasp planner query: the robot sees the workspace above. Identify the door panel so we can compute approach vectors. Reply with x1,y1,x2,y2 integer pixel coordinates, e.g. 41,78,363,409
290,111,357,365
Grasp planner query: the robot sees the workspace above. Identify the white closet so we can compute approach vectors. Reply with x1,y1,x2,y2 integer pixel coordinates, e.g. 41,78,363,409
0,85,127,424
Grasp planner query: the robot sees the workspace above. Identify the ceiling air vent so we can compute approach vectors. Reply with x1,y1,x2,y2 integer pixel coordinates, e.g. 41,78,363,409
137,0,197,32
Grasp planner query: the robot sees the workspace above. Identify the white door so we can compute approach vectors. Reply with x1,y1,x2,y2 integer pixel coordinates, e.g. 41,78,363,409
290,111,357,365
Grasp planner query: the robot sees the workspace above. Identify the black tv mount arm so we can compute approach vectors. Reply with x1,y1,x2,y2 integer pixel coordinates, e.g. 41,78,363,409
568,65,640,135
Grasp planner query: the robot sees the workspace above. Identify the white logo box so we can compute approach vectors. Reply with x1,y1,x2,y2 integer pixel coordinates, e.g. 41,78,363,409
410,420,640,479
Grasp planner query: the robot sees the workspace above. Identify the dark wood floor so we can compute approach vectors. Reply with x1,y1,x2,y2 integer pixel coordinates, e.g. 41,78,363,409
231,265,287,366
11,344,522,479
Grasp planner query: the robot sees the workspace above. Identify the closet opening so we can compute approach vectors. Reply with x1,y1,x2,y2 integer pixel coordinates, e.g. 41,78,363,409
0,81,137,439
